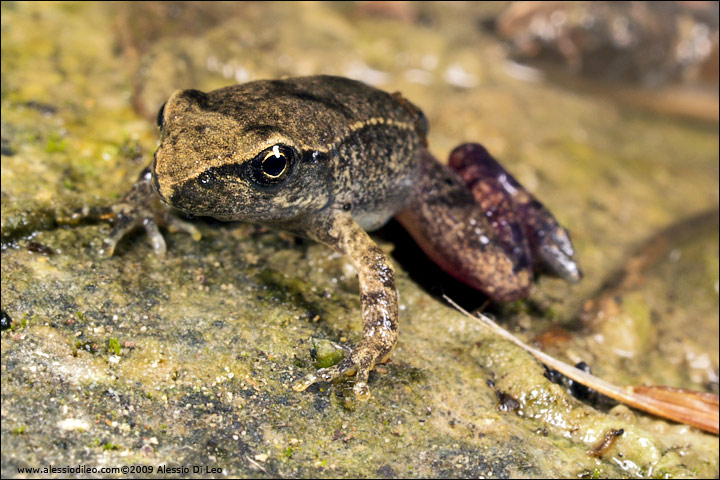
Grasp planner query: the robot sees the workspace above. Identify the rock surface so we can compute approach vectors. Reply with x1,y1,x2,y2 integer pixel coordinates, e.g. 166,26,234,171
2,2,718,478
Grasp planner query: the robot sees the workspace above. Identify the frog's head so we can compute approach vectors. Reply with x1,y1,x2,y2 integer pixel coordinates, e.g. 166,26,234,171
152,87,334,225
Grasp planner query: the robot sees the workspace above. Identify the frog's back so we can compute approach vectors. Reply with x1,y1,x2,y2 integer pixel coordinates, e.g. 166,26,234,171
204,76,425,153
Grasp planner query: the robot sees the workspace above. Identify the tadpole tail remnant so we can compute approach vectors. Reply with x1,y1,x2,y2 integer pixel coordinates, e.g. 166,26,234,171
448,142,582,283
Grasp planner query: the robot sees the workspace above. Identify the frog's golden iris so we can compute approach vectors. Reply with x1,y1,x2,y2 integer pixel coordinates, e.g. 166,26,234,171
250,144,297,186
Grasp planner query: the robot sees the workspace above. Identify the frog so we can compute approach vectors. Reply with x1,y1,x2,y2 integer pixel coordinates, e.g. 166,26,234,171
98,75,581,399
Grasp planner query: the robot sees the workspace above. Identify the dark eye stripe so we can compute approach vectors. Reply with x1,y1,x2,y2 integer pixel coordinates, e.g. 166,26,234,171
193,145,299,190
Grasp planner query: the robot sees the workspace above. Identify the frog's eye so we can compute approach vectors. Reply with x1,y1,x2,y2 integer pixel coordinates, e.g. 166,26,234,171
249,145,298,187
156,102,166,129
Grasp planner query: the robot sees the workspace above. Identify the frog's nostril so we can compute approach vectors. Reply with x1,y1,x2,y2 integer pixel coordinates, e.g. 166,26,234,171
197,169,217,187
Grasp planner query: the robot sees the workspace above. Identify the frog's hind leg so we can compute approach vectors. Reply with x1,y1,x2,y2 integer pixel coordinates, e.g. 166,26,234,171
396,150,533,302
448,143,581,283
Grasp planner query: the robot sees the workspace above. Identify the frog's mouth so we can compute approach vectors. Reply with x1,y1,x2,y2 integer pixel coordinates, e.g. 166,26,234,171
150,150,169,205
150,150,167,199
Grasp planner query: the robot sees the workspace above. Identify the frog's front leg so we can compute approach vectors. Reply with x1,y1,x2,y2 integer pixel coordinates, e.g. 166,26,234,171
293,212,398,400
96,167,201,256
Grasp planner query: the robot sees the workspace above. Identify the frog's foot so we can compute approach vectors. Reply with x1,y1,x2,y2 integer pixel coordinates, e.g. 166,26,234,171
90,168,201,257
101,201,201,257
293,341,387,400
448,143,582,283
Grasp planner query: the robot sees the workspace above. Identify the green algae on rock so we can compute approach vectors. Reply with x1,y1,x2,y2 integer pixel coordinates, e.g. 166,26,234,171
2,2,718,478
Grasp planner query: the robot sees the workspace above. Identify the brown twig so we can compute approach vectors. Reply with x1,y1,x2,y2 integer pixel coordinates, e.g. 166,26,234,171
443,295,719,435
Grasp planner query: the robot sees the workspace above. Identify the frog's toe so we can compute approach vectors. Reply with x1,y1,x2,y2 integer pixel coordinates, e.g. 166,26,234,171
99,206,170,257
100,231,122,258
352,369,371,400
293,357,355,392
293,344,382,400
166,216,202,242
142,217,168,255
100,210,140,257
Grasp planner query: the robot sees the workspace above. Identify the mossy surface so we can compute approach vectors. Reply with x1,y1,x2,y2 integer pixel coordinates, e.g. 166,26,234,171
2,2,717,478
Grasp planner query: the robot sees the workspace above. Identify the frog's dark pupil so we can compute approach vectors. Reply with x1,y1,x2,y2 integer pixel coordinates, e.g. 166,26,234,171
262,154,286,177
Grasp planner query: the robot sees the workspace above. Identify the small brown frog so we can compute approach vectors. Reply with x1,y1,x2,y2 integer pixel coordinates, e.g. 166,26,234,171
100,75,581,399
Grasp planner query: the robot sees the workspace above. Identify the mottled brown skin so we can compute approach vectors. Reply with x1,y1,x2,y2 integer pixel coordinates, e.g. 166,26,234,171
396,151,534,302
100,75,581,399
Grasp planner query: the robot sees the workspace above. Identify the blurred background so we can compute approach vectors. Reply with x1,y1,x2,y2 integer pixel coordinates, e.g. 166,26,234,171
2,2,718,478
122,1,720,122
